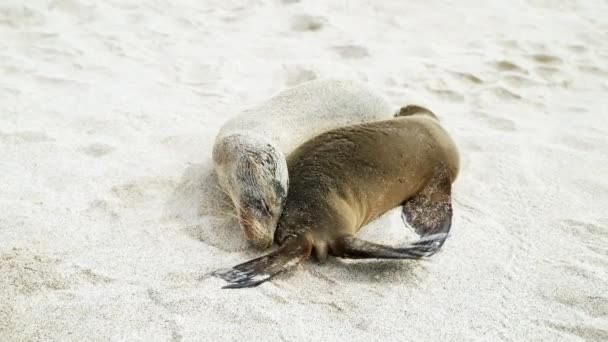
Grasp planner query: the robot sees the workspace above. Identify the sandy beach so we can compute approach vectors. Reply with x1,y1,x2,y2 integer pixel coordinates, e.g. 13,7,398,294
1,0,607,341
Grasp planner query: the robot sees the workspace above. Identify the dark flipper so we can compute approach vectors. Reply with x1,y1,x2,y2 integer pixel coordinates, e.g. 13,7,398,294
332,234,447,259
333,173,453,260
401,175,453,253
212,235,312,289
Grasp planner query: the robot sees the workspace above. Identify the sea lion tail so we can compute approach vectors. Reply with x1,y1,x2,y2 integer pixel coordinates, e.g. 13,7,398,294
333,234,447,260
212,235,313,289
394,105,438,120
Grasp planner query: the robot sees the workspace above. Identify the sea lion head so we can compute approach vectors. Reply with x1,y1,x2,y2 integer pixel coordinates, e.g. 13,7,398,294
215,134,288,249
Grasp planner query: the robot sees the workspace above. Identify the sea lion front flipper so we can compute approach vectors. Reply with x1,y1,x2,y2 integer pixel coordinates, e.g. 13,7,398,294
213,235,313,289
401,178,453,254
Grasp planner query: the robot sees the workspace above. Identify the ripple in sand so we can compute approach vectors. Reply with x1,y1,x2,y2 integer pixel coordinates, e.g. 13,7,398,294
426,87,465,102
560,219,608,256
486,117,516,132
474,111,517,132
501,74,541,87
112,177,176,207
545,321,608,342
0,5,45,27
566,44,587,54
533,66,571,85
578,65,608,77
86,199,120,220
558,134,600,152
482,86,523,101
449,71,484,85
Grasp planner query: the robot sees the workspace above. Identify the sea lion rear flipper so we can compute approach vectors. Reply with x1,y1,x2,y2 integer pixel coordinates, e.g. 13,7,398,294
213,235,313,289
334,179,453,260
332,235,443,260
400,179,453,254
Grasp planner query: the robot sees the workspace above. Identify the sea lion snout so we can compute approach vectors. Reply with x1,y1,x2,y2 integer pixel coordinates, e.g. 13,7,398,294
237,191,285,249
238,206,277,249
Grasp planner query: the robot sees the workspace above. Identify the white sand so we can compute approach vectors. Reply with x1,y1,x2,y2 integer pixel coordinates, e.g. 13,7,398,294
1,0,607,341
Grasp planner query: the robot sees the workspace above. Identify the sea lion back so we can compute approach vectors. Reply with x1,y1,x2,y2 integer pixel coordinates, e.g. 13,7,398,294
217,79,395,152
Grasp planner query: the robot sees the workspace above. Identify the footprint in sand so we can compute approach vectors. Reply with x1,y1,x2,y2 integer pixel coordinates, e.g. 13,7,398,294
540,233,608,341
529,54,563,65
493,60,528,74
71,266,115,285
0,130,54,144
448,71,484,85
81,142,115,157
333,45,369,59
290,14,326,32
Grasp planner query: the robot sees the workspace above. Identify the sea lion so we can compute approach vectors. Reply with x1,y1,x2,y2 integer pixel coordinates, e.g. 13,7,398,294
214,105,459,288
212,79,395,249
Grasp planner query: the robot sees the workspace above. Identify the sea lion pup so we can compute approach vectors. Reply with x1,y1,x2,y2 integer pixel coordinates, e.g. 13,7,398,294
212,79,395,249
214,105,460,288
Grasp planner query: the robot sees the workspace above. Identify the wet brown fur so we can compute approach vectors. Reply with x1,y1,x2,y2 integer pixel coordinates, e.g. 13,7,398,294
277,106,458,260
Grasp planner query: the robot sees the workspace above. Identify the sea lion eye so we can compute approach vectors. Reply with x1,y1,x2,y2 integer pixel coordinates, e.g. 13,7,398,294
258,199,272,216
